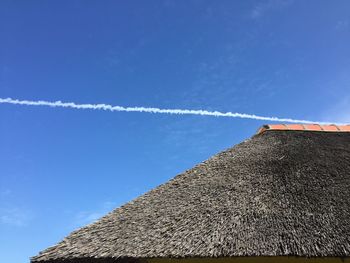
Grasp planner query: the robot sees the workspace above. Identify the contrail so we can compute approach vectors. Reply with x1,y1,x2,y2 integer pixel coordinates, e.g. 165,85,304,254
0,97,343,125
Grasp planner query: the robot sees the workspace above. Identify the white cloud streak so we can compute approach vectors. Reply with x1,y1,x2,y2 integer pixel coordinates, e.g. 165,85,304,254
0,97,344,125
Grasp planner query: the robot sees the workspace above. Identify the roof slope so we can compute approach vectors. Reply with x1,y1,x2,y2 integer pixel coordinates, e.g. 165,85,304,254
32,130,350,262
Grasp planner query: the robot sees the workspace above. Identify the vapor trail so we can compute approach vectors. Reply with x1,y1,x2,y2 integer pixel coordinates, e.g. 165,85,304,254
0,97,342,125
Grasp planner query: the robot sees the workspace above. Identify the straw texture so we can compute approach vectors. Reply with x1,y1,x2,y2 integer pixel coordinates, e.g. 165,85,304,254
31,130,350,262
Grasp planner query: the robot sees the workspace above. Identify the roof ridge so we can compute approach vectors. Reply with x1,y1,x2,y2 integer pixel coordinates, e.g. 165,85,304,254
257,124,350,134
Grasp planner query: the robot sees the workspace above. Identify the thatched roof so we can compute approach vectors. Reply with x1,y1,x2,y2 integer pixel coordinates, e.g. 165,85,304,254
32,127,350,262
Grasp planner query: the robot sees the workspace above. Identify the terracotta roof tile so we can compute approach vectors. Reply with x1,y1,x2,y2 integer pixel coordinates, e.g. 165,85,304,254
285,124,305,130
304,124,323,131
322,125,339,131
257,124,350,134
339,125,350,132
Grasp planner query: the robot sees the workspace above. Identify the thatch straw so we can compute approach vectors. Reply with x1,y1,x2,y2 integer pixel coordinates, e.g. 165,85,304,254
31,130,350,262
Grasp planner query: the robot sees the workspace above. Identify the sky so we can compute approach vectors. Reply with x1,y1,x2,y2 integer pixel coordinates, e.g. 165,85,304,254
0,1,350,262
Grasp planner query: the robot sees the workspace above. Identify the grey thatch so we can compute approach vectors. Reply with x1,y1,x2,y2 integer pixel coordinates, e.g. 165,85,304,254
32,130,350,262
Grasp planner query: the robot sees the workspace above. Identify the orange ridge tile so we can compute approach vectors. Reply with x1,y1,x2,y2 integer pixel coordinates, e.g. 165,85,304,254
257,124,350,134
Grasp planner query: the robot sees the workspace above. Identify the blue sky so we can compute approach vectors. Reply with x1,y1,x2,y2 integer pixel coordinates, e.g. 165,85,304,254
0,1,350,262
